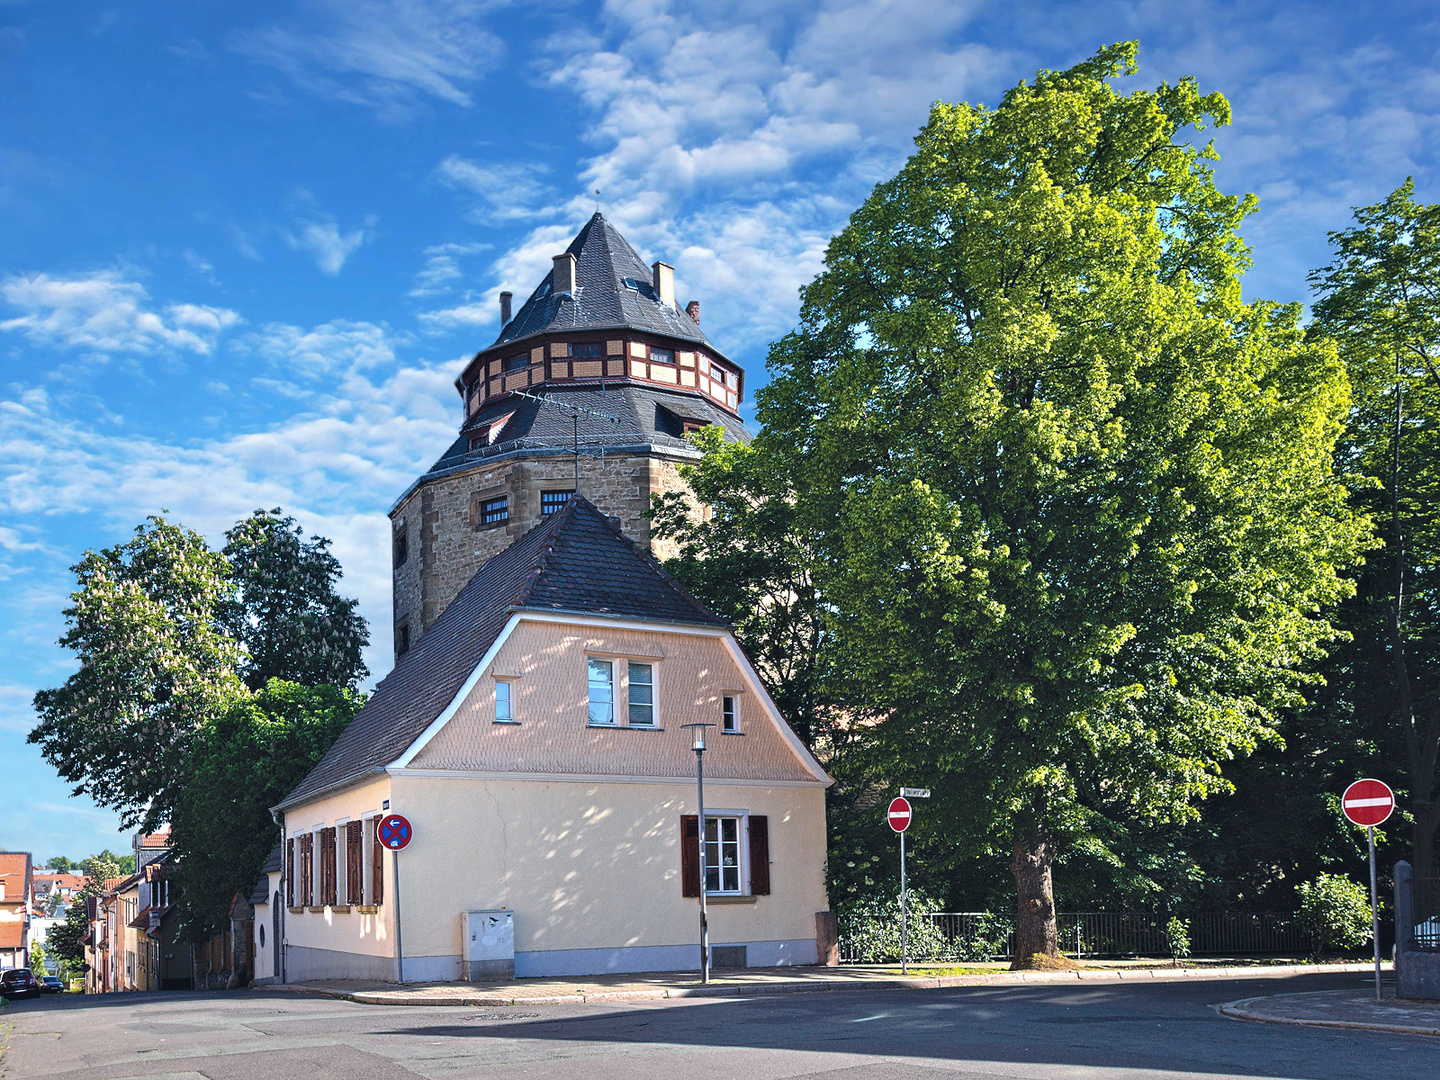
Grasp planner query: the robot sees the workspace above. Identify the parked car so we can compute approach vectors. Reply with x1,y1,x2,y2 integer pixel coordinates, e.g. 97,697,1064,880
0,968,42,1000
40,975,64,994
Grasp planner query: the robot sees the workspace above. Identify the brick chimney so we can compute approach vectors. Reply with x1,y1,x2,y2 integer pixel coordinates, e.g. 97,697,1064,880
686,300,699,325
553,253,577,295
499,291,512,326
652,261,674,308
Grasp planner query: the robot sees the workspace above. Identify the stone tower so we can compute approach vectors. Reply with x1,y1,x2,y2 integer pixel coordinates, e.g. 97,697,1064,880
389,213,749,660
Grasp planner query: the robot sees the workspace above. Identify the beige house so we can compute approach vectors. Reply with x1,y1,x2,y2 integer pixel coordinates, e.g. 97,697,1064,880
273,497,832,982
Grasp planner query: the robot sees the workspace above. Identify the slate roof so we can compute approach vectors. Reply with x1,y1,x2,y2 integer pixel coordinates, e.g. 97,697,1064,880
276,497,728,811
248,844,283,906
495,213,712,351
409,383,750,493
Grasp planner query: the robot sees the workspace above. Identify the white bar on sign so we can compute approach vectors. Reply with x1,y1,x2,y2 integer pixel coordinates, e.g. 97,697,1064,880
1344,797,1393,807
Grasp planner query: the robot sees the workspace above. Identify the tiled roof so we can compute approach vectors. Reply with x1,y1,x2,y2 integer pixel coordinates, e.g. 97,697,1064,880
34,874,84,891
137,830,172,848
102,874,140,896
276,497,728,811
495,213,712,352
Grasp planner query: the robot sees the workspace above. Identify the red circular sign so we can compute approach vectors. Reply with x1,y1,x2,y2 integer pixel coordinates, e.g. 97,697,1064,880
1341,779,1395,827
378,814,413,850
887,797,912,833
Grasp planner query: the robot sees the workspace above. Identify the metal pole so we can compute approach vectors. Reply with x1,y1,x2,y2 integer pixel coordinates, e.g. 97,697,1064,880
394,848,405,985
1369,825,1381,1000
900,828,907,975
697,747,709,984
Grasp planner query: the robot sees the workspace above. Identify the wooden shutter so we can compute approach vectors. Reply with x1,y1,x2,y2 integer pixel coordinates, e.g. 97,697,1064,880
299,834,313,905
321,828,337,906
372,819,384,905
680,815,700,897
346,821,363,905
285,840,295,907
748,815,770,896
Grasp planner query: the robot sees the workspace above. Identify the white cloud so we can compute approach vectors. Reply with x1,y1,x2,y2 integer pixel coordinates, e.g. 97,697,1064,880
409,240,490,298
234,0,507,122
286,220,370,275
0,271,240,355
238,319,400,379
436,156,559,222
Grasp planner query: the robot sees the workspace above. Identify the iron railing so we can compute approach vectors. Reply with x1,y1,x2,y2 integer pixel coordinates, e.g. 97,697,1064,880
838,910,1312,963
1408,876,1440,951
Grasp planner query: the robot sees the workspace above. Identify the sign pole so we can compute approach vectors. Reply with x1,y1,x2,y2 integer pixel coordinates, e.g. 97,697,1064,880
394,847,404,985
1368,825,1380,1001
900,828,907,976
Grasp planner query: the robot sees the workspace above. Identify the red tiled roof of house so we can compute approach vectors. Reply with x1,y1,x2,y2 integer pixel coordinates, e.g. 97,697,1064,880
137,830,172,848
0,922,23,948
35,873,85,891
0,852,29,879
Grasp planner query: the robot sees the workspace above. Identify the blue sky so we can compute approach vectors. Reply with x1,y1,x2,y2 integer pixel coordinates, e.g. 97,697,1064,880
3,0,1437,863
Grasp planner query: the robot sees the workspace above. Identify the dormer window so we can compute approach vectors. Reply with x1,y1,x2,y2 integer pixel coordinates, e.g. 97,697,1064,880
468,427,491,452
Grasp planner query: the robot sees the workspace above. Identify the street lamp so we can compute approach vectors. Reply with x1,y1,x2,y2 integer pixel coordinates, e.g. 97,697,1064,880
680,721,715,984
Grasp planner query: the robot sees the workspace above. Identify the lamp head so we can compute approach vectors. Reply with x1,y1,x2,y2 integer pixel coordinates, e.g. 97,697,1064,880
680,721,715,753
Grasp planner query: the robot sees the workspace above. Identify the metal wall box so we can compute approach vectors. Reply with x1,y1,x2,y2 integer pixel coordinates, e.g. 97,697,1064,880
461,909,515,981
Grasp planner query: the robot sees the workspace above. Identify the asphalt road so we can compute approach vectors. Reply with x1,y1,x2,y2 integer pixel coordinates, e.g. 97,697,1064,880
0,972,1432,1080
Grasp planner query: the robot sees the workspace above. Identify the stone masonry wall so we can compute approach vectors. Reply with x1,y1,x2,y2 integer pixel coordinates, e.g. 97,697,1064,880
389,449,700,661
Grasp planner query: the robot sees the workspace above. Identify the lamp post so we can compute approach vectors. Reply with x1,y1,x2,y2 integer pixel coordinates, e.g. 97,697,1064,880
681,721,715,984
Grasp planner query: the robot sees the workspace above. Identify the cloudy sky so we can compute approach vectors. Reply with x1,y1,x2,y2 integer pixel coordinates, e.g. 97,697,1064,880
3,0,1437,863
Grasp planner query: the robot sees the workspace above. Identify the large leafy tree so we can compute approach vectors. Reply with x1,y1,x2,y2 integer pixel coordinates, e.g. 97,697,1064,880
683,43,1368,961
30,517,242,830
1311,180,1440,881
169,680,362,939
219,509,369,691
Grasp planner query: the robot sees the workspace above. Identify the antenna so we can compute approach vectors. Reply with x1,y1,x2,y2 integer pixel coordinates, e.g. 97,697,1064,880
509,387,622,494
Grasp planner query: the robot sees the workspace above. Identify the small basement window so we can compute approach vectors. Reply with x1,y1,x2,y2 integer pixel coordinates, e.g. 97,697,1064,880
650,347,675,364
541,490,575,515
482,496,508,525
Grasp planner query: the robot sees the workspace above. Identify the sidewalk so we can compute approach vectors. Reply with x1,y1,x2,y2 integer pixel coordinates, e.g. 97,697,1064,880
262,960,1387,1008
1220,989,1440,1038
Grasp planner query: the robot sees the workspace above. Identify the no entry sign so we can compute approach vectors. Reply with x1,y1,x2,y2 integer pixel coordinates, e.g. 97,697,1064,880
378,813,413,850
887,797,912,833
1341,779,1395,828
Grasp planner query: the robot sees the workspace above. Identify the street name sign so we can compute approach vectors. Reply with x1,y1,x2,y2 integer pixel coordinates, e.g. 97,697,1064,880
378,814,413,850
900,788,931,799
887,797,912,833
1341,779,1395,827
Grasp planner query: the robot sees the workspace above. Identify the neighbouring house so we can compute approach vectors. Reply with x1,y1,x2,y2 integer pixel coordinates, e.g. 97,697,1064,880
249,844,283,985
0,852,32,969
132,851,188,990
33,871,85,916
272,497,833,982
85,874,141,993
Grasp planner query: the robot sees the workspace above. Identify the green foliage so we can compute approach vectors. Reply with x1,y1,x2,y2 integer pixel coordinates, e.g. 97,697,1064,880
45,856,75,873
30,516,242,830
1296,873,1372,961
79,855,123,889
169,679,363,940
1165,916,1191,963
27,940,47,975
1310,180,1440,880
219,509,370,691
45,897,90,966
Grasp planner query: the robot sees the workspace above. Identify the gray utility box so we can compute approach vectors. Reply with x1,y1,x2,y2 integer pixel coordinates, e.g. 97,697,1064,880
461,910,515,982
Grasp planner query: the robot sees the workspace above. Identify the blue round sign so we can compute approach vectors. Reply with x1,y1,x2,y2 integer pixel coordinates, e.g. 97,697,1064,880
378,813,413,850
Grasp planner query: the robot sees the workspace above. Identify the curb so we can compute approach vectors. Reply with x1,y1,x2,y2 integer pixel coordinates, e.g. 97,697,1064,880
268,962,1387,1008
1219,996,1440,1038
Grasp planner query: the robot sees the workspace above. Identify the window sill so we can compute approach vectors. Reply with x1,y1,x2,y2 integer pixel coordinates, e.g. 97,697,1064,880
493,719,520,725
706,895,758,905
588,722,664,731
356,905,379,914
331,905,352,913
288,906,305,914
721,730,744,735
307,906,326,914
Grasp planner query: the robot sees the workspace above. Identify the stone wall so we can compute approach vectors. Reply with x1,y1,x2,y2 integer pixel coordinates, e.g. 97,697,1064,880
389,448,700,661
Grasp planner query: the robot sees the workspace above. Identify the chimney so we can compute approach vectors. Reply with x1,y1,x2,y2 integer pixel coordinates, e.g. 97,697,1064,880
499,291,513,326
652,261,674,308
686,300,700,325
552,253,577,295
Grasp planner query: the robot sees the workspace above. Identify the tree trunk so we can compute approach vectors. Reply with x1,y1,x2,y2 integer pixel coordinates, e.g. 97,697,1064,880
1011,830,1058,965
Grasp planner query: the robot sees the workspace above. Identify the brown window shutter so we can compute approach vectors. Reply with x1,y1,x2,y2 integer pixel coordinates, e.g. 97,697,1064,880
680,815,700,897
286,840,295,907
321,827,337,906
372,819,384,905
346,821,363,905
299,834,313,906
748,815,770,895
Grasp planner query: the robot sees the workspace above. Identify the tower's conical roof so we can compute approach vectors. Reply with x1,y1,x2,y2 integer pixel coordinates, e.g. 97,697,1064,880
493,213,711,350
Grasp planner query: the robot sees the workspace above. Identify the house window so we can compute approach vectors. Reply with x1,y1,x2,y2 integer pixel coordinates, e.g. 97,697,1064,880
507,353,529,371
722,695,736,732
704,816,742,894
495,680,514,722
396,623,410,657
468,427,491,452
394,527,408,567
627,663,654,726
541,490,574,515
572,342,603,357
587,658,614,725
650,347,675,364
482,496,508,525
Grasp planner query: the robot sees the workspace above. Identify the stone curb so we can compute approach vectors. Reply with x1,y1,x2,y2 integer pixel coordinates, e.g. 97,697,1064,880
1218,995,1440,1038
265,962,1386,1008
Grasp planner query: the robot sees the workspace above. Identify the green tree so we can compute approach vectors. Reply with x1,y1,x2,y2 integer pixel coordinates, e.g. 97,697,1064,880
689,43,1368,961
169,680,363,939
1310,180,1440,882
219,509,370,691
78,851,132,879
45,856,76,873
1297,872,1372,961
30,515,241,830
45,897,90,968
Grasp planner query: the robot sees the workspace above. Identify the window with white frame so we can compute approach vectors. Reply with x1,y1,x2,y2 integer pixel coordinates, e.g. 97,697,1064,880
704,816,743,894
627,662,654,726
495,679,514,722
722,695,737,732
587,659,614,725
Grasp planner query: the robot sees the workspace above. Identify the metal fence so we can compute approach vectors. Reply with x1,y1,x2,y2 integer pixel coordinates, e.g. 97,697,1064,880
838,911,1312,963
1407,876,1440,951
